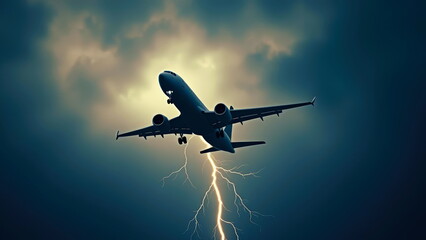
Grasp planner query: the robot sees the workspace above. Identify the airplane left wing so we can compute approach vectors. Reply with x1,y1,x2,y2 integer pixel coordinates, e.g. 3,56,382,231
116,116,192,140
206,97,316,129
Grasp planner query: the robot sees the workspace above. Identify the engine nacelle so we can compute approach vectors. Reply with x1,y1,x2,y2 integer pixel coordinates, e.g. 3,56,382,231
152,114,170,131
214,103,232,124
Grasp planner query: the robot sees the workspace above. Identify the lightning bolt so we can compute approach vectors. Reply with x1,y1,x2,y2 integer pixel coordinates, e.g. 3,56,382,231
186,139,261,240
162,136,196,188
162,137,261,239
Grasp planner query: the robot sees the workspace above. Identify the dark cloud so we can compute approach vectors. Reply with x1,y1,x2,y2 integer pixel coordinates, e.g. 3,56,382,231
0,1,180,239
0,1,51,64
54,0,165,46
1,0,425,239
67,57,103,105
178,0,246,33
245,1,426,239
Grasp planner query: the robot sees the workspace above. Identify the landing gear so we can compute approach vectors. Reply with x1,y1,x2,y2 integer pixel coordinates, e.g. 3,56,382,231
166,91,174,104
216,129,225,138
178,136,187,145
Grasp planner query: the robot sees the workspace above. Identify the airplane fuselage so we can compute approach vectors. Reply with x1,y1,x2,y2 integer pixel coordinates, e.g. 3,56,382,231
159,71,235,153
117,71,314,153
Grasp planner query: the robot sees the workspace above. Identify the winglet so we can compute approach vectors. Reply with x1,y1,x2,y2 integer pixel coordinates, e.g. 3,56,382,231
311,96,316,106
116,131,120,140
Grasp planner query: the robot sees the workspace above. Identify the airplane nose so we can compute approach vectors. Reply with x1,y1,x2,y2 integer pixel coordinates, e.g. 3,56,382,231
159,73,167,84
159,72,169,90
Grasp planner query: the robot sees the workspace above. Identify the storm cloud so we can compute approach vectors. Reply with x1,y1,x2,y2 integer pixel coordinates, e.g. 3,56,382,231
1,0,424,239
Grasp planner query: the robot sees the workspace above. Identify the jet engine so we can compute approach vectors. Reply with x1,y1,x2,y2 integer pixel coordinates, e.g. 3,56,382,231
214,103,232,124
152,114,170,131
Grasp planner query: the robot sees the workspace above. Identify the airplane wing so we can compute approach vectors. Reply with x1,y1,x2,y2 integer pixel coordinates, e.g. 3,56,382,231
208,97,316,129
116,116,192,140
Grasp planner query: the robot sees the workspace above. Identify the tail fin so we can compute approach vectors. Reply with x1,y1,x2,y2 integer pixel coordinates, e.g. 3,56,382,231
224,106,234,140
224,124,233,140
200,141,265,154
200,147,219,154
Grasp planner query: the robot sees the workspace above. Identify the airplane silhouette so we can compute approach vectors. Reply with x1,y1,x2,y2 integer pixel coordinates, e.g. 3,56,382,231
116,71,315,153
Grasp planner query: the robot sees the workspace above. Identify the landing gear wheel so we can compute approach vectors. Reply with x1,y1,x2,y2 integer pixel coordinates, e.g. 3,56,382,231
215,129,225,138
167,99,172,104
178,137,183,145
182,136,187,144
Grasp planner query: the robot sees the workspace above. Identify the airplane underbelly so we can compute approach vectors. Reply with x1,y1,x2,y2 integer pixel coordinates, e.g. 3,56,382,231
173,88,212,135
183,113,212,135
202,132,233,152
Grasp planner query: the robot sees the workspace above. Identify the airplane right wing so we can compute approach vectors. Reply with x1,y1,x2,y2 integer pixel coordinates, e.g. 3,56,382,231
229,97,315,125
206,97,316,129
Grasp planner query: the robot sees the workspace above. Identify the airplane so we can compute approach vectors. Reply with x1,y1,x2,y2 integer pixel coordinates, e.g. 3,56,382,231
116,70,315,154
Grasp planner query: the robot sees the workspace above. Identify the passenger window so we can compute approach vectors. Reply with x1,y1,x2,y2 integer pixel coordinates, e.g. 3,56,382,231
164,70,176,76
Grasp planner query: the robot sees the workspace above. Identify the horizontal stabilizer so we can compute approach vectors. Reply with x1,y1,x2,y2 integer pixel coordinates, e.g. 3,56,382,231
200,147,219,154
231,141,266,148
200,141,266,154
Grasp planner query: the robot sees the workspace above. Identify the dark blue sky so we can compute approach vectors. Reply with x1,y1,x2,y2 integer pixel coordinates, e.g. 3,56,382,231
1,0,425,239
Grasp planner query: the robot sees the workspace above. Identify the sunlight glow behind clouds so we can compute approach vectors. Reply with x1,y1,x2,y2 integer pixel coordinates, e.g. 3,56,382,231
41,0,319,139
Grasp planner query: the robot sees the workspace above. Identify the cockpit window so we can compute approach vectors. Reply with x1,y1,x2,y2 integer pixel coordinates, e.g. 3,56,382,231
164,70,176,76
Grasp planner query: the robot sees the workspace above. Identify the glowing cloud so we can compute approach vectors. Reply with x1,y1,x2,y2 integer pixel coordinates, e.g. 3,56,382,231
40,0,311,136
